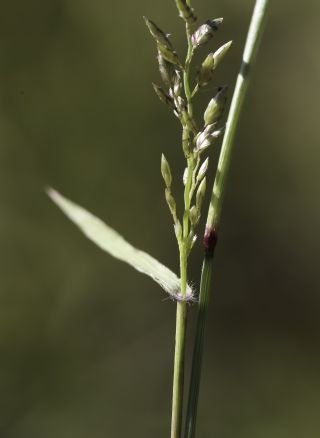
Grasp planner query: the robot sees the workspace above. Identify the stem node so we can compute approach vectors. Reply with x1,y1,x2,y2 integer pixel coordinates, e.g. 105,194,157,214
203,226,218,259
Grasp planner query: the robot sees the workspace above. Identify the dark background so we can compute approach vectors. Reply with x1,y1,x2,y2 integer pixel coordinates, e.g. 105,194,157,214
1,0,319,437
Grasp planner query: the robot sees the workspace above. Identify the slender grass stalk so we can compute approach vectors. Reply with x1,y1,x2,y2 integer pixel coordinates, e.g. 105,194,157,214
171,15,195,438
185,1,271,437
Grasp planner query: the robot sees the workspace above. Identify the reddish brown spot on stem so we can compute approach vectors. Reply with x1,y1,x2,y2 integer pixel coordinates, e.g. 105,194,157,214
203,226,218,258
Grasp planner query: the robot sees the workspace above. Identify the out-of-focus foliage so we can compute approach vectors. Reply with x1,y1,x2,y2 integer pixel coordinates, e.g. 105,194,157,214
0,1,319,437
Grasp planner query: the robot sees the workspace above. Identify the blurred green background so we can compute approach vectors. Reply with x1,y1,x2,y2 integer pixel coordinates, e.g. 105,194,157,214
1,0,320,437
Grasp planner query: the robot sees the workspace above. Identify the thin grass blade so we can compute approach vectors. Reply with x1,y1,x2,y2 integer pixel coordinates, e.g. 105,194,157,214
47,188,193,300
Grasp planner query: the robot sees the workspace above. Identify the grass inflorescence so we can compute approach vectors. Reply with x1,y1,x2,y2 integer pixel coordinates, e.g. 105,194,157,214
48,1,271,437
144,2,232,436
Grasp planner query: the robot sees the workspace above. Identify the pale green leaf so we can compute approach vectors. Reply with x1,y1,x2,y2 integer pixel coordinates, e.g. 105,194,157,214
47,188,193,301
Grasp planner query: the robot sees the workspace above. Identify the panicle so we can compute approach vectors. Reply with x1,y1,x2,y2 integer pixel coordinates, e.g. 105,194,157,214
144,6,230,258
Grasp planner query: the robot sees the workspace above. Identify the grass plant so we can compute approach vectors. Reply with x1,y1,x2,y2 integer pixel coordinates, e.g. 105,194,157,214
48,1,270,437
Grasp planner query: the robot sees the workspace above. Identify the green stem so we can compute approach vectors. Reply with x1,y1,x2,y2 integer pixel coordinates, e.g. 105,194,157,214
185,258,212,437
184,1,271,437
170,18,195,438
171,158,193,438
171,247,187,438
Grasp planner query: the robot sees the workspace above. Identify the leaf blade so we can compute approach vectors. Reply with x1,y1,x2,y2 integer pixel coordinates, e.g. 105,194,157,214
47,188,193,300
